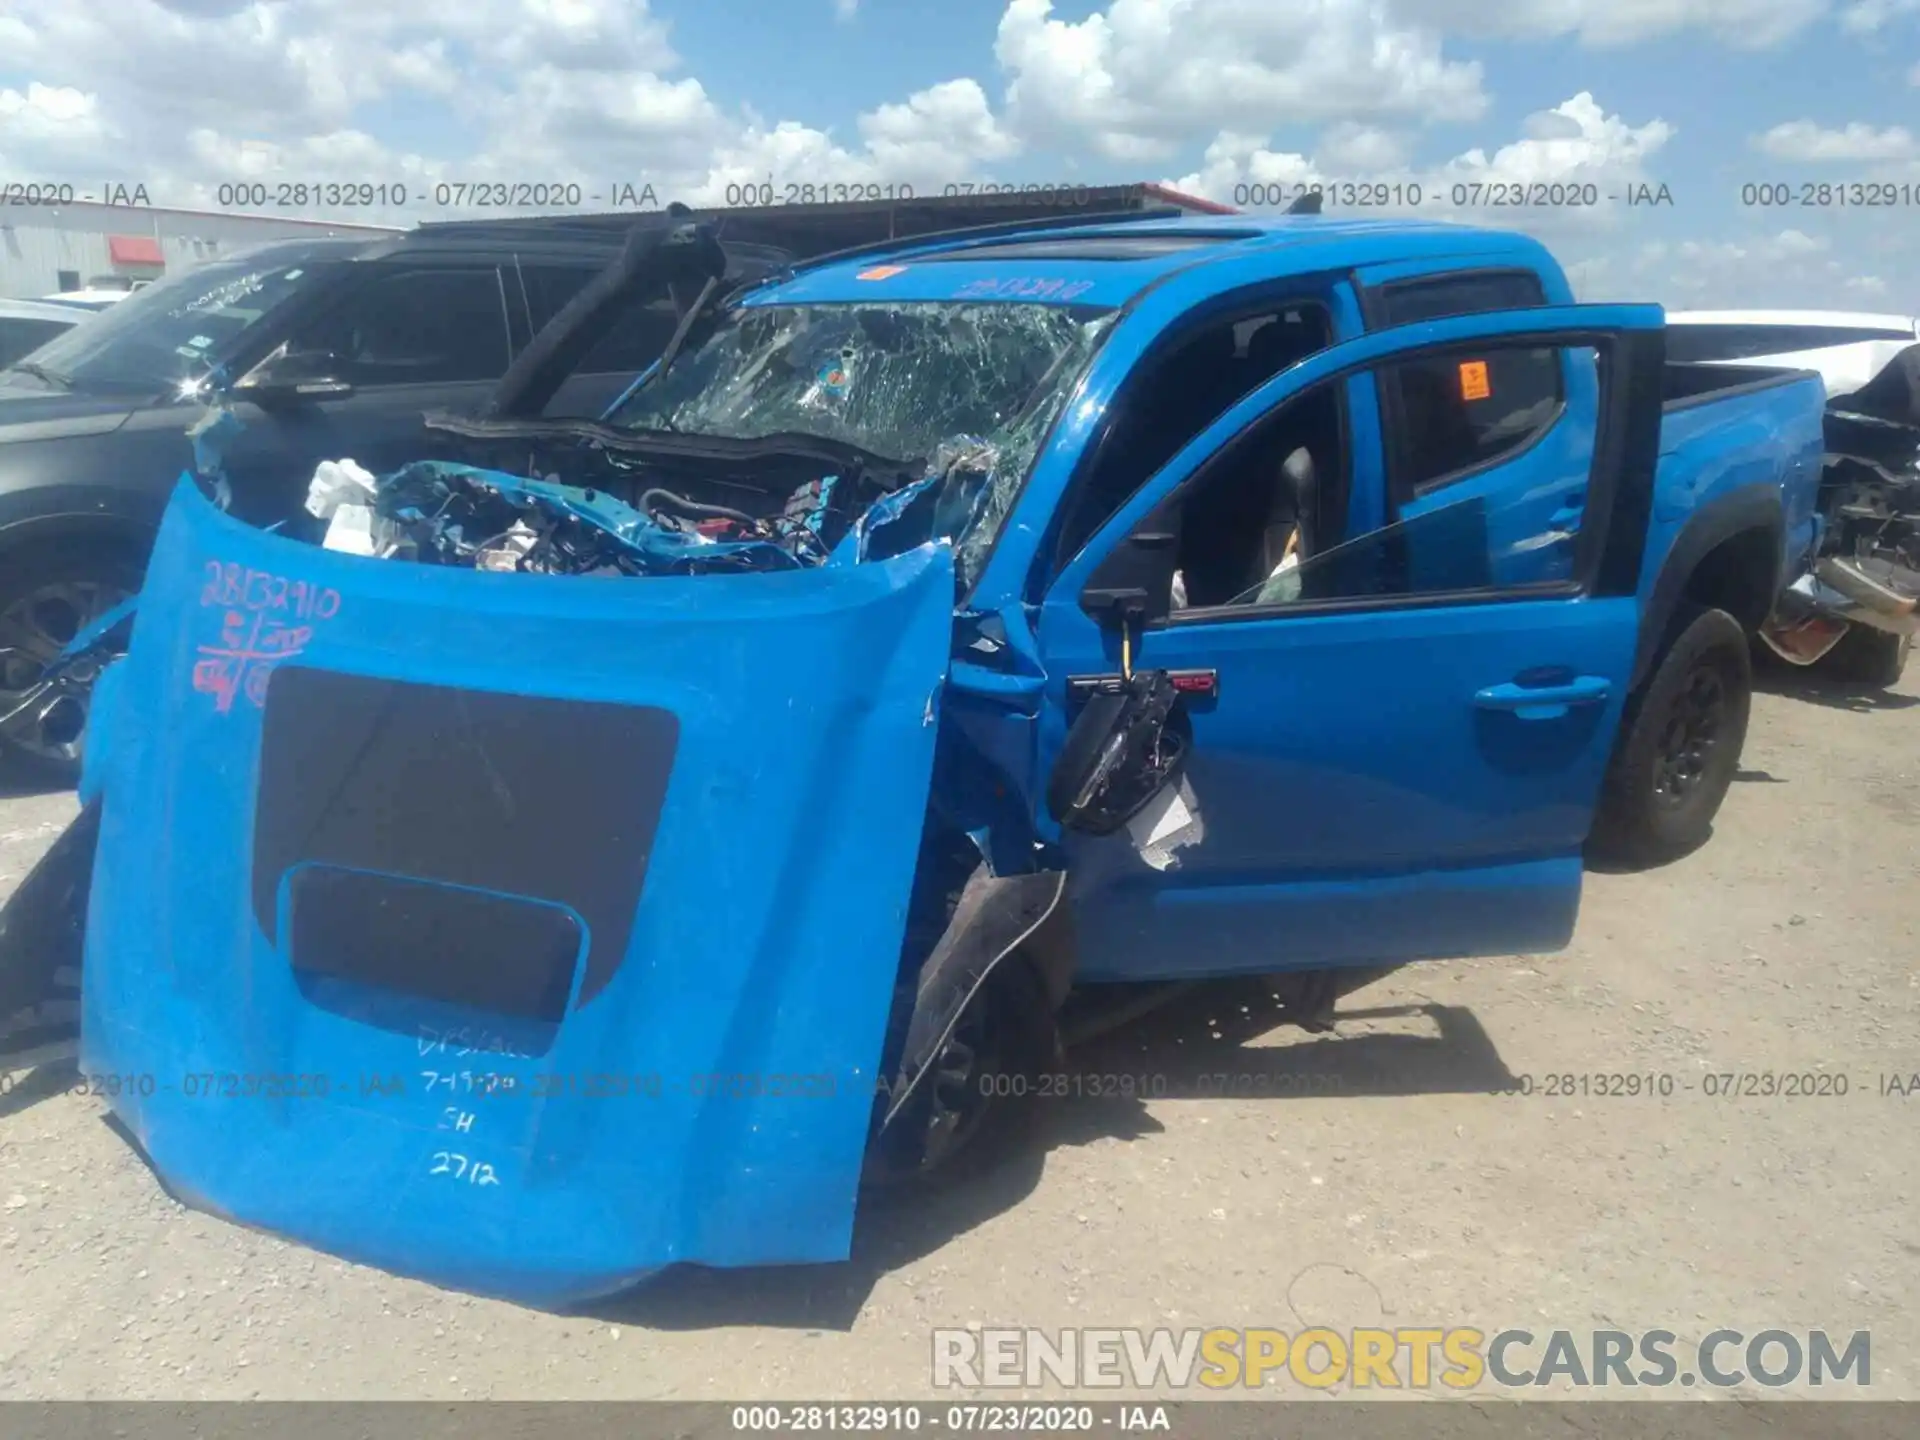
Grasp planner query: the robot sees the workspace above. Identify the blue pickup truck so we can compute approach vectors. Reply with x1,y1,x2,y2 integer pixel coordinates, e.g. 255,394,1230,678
1,211,1830,1305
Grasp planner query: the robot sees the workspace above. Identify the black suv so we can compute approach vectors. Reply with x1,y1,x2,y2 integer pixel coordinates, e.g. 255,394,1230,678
0,219,786,778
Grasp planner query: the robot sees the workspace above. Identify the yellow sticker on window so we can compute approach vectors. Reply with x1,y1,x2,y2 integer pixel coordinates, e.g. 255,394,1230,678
856,265,907,280
1459,360,1491,401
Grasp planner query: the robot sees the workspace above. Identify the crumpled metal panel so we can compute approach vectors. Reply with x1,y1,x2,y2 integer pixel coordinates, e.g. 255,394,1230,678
79,477,955,1307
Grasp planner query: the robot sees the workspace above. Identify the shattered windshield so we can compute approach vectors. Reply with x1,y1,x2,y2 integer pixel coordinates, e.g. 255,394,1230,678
610,301,1117,584
12,257,328,395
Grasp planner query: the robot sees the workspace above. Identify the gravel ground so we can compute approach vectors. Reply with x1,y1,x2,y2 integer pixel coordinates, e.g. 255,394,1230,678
1,659,1914,1403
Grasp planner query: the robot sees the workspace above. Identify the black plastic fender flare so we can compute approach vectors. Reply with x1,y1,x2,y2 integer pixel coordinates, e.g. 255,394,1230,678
881,863,1075,1126
1632,484,1783,691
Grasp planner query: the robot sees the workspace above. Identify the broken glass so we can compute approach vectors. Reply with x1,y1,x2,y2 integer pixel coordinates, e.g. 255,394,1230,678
610,301,1116,586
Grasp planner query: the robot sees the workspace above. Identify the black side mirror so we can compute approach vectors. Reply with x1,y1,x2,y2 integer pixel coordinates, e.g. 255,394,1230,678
1080,498,1181,628
231,344,354,405
1047,669,1189,835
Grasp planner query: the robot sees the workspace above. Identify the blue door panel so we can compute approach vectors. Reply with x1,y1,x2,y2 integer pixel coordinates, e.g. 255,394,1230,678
1070,857,1583,982
1037,304,1664,983
1051,593,1639,980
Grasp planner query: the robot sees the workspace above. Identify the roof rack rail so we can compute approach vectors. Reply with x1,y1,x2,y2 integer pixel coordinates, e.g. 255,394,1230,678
409,215,658,241
749,203,1188,284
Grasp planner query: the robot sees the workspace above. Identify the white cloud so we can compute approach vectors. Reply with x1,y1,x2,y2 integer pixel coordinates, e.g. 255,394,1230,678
1318,122,1413,171
1168,92,1674,236
1392,0,1831,48
1755,120,1918,161
0,0,1907,323
859,79,1020,174
0,81,117,179
1566,225,1918,308
1839,0,1920,32
995,0,1487,163
0,82,109,140
1435,92,1674,187
1167,132,1325,204
835,0,859,18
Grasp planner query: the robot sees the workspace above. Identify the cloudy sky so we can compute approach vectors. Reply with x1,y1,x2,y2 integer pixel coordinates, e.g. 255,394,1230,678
1,0,1917,307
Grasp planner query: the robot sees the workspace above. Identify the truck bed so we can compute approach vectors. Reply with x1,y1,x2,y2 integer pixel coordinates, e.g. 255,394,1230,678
1646,361,1827,610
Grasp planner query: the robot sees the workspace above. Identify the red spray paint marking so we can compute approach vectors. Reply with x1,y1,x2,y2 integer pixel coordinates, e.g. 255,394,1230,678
193,560,340,713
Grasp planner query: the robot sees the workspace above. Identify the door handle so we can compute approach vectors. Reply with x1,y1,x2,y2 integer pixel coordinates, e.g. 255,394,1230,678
1474,674,1612,720
1547,487,1587,533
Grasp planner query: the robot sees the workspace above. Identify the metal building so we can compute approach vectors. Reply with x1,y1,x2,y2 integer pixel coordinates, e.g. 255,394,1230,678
0,200,401,300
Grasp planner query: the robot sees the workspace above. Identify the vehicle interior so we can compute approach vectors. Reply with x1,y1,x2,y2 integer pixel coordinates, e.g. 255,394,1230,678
1055,300,1339,607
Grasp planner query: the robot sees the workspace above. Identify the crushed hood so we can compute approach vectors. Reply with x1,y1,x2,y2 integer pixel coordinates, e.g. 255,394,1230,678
79,476,956,1306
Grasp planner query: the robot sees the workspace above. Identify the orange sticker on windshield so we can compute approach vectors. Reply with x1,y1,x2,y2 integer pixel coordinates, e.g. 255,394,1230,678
1459,360,1491,401
856,265,907,280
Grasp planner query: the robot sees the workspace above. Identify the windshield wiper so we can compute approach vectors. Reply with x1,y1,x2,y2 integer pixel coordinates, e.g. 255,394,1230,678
7,361,72,390
599,275,728,428
423,411,915,478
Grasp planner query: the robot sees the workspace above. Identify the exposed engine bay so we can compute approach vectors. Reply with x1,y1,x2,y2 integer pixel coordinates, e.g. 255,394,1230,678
295,429,1007,582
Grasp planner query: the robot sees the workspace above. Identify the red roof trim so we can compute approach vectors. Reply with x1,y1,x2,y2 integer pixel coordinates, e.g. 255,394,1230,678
107,234,166,266
1140,181,1239,215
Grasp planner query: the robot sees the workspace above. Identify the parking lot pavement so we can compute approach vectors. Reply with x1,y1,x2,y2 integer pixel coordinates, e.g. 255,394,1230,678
1,662,1915,1401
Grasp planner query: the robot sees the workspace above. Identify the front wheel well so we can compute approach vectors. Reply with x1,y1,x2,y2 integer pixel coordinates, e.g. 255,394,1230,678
0,516,154,577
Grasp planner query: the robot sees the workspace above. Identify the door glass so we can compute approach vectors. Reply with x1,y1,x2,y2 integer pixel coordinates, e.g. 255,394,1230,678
1151,342,1599,613
284,268,513,385
1383,346,1564,494
1053,302,1336,569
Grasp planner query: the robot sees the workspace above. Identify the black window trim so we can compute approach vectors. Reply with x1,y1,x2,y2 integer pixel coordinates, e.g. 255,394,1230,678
1096,327,1648,631
1356,264,1550,332
1041,280,1345,588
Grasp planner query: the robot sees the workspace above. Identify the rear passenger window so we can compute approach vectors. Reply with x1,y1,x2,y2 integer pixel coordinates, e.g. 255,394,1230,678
1383,348,1565,495
1371,270,1562,500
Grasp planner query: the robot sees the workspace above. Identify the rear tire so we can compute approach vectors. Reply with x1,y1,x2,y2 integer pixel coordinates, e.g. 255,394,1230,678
1816,624,1911,689
1589,605,1751,868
